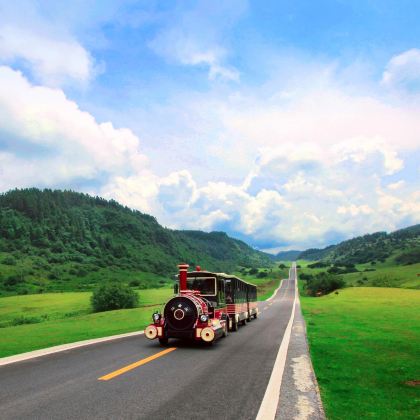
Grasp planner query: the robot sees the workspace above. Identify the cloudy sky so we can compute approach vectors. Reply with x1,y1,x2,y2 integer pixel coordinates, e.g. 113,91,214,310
1,1,419,252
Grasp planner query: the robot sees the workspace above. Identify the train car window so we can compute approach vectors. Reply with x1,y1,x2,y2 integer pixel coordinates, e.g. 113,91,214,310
225,279,233,303
217,278,225,304
186,277,216,296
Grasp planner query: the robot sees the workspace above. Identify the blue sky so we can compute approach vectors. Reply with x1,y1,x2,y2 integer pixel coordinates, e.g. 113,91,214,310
0,1,419,252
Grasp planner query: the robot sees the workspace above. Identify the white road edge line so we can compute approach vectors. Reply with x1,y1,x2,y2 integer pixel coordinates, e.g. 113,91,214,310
0,330,144,367
1,275,285,367
266,279,284,302
256,265,298,420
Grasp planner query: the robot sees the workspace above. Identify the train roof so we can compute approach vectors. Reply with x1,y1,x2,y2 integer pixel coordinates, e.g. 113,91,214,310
187,270,257,288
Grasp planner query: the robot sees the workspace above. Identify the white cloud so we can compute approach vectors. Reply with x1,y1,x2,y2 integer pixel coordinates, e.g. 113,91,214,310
387,180,405,190
92,55,420,250
0,25,94,86
0,66,148,190
148,1,243,82
382,48,420,89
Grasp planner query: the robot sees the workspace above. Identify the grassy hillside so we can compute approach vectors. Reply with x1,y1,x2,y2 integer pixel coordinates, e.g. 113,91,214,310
299,224,420,264
0,188,271,296
298,257,420,290
301,287,420,419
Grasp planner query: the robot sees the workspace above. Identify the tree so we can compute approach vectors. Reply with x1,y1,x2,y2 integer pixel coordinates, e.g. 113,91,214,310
91,282,139,312
305,273,345,297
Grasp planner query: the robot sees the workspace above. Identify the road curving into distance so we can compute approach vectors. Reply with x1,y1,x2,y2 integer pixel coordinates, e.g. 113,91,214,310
0,266,297,420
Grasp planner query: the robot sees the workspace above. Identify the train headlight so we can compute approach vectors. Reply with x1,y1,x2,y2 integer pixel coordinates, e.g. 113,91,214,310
152,313,161,323
200,314,208,323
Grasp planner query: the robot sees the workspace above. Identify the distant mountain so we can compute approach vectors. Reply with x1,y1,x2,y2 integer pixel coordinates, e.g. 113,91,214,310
275,250,301,261
0,189,272,295
298,225,420,264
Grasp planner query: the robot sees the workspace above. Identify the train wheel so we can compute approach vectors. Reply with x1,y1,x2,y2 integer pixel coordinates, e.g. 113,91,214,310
159,337,169,346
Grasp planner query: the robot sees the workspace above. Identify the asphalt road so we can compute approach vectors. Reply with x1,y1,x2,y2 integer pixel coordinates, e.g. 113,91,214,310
0,271,296,420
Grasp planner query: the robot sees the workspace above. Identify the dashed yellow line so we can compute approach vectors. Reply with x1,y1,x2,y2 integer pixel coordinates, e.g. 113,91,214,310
98,347,177,381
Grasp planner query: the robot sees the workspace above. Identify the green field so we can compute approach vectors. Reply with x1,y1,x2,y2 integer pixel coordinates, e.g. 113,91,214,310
297,259,420,289
300,287,420,419
0,272,282,358
0,288,173,357
234,265,288,300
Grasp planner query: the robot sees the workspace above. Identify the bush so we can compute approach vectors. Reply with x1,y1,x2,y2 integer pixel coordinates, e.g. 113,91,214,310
91,282,139,312
3,256,17,265
11,316,41,326
4,274,25,286
278,263,288,269
305,273,345,297
307,261,330,269
248,267,258,275
299,272,314,280
129,279,140,287
256,271,268,278
395,249,420,265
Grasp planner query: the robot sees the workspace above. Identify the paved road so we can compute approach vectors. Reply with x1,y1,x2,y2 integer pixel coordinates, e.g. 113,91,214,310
0,270,297,420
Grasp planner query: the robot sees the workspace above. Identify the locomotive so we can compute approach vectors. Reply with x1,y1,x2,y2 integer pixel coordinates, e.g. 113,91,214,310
145,264,258,345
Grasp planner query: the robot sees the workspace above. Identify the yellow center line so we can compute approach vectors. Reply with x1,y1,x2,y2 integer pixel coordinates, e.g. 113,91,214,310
98,347,177,381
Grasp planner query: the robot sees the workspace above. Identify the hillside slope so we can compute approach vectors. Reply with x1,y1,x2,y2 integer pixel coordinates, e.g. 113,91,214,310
0,189,271,295
299,225,420,264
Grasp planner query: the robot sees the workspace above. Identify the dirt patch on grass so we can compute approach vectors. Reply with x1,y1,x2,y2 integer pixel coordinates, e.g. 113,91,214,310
404,380,420,387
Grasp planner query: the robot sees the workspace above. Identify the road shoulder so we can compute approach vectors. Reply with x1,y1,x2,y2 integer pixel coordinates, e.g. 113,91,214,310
275,298,325,420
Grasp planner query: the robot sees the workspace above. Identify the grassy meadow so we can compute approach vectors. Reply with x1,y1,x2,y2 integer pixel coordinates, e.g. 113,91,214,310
300,286,420,419
296,258,420,289
0,288,173,357
0,268,282,357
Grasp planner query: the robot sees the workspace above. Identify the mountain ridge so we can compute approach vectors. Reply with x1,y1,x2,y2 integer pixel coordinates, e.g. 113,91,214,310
0,188,271,295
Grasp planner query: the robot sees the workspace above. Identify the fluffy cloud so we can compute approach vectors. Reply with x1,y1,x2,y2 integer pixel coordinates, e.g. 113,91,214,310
0,26,93,85
95,51,420,251
0,66,148,190
1,37,420,251
382,48,420,90
148,1,244,81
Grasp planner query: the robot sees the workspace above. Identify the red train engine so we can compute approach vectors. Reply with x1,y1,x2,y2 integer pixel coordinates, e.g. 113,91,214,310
145,264,258,345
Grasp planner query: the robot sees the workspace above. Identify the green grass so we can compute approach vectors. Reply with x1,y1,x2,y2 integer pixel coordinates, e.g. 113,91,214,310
297,258,420,289
0,288,174,357
301,287,420,419
0,273,281,357
0,305,163,358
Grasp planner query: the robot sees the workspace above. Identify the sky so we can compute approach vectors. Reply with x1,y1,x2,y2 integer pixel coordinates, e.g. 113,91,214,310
0,0,419,253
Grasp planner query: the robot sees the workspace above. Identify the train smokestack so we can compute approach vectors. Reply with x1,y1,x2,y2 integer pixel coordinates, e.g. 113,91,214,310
178,263,189,291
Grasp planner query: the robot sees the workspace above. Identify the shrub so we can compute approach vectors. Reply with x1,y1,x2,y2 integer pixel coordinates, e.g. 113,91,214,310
248,267,258,275
256,271,268,278
305,273,345,297
4,274,25,286
278,263,288,269
395,249,420,265
91,282,139,312
307,261,330,269
3,256,17,265
129,279,140,287
299,272,314,280
11,316,41,326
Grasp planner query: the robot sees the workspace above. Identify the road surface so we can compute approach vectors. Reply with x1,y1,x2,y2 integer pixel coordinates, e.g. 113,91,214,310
0,269,297,420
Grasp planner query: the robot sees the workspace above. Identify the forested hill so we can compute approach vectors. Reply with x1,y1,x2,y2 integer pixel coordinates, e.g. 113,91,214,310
0,189,271,294
298,225,420,264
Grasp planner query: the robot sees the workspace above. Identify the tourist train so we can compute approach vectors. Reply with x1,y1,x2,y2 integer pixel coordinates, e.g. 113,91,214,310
145,264,258,345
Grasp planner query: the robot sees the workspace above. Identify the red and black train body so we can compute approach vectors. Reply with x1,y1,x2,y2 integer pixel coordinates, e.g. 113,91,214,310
145,264,259,345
